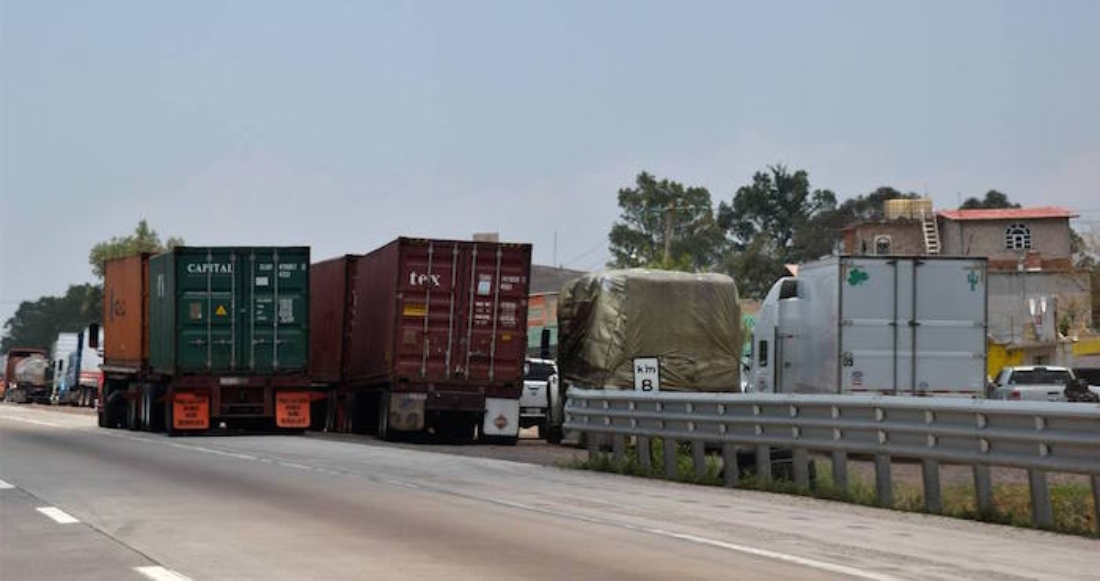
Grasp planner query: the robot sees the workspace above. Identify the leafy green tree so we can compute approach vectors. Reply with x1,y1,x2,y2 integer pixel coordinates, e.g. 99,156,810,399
834,186,922,223
608,172,725,271
959,190,1020,210
1,284,102,352
717,165,836,296
88,219,183,279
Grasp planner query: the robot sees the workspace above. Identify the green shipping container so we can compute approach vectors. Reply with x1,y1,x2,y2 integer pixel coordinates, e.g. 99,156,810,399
149,247,310,375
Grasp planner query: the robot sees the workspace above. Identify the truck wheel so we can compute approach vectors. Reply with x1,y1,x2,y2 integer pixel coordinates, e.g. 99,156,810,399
377,391,391,441
544,424,564,445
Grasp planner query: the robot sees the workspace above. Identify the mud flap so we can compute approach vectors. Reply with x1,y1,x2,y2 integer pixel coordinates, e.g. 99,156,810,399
389,392,426,432
481,398,520,438
275,392,311,429
171,392,210,431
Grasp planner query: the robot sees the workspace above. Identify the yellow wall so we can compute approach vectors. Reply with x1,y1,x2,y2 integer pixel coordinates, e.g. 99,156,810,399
987,342,1024,378
1072,336,1100,357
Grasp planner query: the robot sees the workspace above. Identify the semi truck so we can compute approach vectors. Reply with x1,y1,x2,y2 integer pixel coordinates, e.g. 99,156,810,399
748,256,988,396
3,348,49,403
98,247,312,433
309,238,532,444
51,326,103,407
548,269,743,441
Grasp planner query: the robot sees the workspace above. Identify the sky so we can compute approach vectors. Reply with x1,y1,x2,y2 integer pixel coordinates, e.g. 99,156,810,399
2,0,1099,335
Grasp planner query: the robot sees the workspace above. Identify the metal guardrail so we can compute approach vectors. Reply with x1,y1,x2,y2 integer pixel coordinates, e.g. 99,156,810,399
563,389,1100,531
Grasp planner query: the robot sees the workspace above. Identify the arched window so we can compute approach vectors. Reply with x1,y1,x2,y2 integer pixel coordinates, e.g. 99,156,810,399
1005,223,1032,250
874,235,892,255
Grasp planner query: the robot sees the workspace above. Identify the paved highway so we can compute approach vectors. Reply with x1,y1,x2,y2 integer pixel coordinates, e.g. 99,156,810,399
1,404,1095,580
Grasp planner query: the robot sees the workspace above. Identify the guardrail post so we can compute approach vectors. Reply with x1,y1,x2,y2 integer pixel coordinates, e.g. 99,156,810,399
1092,476,1100,535
587,432,603,460
664,438,677,479
874,454,893,507
973,465,993,514
692,441,707,480
1029,470,1053,528
922,459,942,514
638,436,651,471
722,443,738,488
755,445,771,482
832,451,848,492
612,434,626,466
793,449,811,489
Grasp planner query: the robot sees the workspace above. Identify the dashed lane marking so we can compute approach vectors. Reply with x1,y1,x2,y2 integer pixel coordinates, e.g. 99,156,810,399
135,566,193,581
36,506,80,524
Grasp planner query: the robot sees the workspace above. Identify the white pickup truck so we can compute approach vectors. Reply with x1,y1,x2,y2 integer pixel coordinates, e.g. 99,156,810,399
990,366,1079,402
519,359,557,439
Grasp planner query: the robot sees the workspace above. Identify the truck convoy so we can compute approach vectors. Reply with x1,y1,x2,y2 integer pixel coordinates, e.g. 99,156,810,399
749,256,988,396
99,247,313,433
3,348,50,403
309,238,532,443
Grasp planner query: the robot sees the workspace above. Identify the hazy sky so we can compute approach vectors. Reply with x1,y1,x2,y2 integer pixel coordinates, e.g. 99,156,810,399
2,1,1099,333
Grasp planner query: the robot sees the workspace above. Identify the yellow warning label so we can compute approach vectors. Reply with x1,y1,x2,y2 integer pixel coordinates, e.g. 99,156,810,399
215,305,228,316
402,304,427,317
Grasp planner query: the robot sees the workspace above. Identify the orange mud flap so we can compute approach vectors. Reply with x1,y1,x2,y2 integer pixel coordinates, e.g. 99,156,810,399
275,392,312,429
171,392,210,431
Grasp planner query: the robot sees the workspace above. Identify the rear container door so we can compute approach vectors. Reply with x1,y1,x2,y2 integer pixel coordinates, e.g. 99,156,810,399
912,259,987,395
839,258,907,393
393,240,464,382
455,243,530,387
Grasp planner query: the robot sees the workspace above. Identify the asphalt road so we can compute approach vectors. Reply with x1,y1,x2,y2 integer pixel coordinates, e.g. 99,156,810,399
1,404,1096,581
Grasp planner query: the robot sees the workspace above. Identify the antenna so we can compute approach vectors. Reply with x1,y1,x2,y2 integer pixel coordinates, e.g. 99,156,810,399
553,230,558,267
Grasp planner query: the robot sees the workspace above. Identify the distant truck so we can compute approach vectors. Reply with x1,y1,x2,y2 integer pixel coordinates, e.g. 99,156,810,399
749,256,988,397
3,348,50,403
309,238,532,444
99,248,313,433
549,269,743,438
51,326,104,407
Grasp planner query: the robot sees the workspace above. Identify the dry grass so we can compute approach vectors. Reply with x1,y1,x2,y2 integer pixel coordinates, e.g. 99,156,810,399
573,443,1098,537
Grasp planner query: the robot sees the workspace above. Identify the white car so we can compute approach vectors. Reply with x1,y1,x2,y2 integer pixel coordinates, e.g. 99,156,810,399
519,358,557,438
991,366,1075,402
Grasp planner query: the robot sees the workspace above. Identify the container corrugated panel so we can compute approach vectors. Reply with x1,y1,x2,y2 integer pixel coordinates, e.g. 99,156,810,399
346,237,531,389
149,247,310,375
102,254,150,370
309,255,357,383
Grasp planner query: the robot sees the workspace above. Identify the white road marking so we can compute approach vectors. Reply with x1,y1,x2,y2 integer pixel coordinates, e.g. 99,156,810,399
277,462,311,470
0,479,14,489
135,565,193,581
0,415,62,428
36,506,80,524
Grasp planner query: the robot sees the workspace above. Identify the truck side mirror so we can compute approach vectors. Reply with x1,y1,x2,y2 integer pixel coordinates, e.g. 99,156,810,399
88,323,100,349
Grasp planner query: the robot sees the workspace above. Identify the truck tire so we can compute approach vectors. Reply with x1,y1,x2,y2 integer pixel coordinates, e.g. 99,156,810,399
377,390,391,441
544,423,564,445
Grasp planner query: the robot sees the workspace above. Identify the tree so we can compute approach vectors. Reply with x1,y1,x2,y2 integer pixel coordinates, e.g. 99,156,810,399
88,219,183,279
717,165,837,296
959,190,1020,210
608,172,725,271
1,284,102,352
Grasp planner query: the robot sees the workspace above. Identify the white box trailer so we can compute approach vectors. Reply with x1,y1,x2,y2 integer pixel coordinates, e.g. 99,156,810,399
749,256,988,396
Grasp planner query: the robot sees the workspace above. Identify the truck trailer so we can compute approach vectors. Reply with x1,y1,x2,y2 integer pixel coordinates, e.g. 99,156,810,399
748,256,988,396
98,247,312,433
310,238,532,443
3,348,49,403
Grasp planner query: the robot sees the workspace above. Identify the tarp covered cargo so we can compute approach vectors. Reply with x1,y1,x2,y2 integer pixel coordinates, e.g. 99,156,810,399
557,269,742,392
14,354,49,386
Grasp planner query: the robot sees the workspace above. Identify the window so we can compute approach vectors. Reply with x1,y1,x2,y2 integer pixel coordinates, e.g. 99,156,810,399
1005,223,1032,250
757,340,768,366
874,235,892,255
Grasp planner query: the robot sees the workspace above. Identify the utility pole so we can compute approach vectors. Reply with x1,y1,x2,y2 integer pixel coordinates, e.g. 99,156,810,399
663,203,674,264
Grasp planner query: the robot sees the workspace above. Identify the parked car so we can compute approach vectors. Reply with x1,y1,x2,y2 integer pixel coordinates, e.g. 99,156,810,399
520,358,557,439
990,366,1075,402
